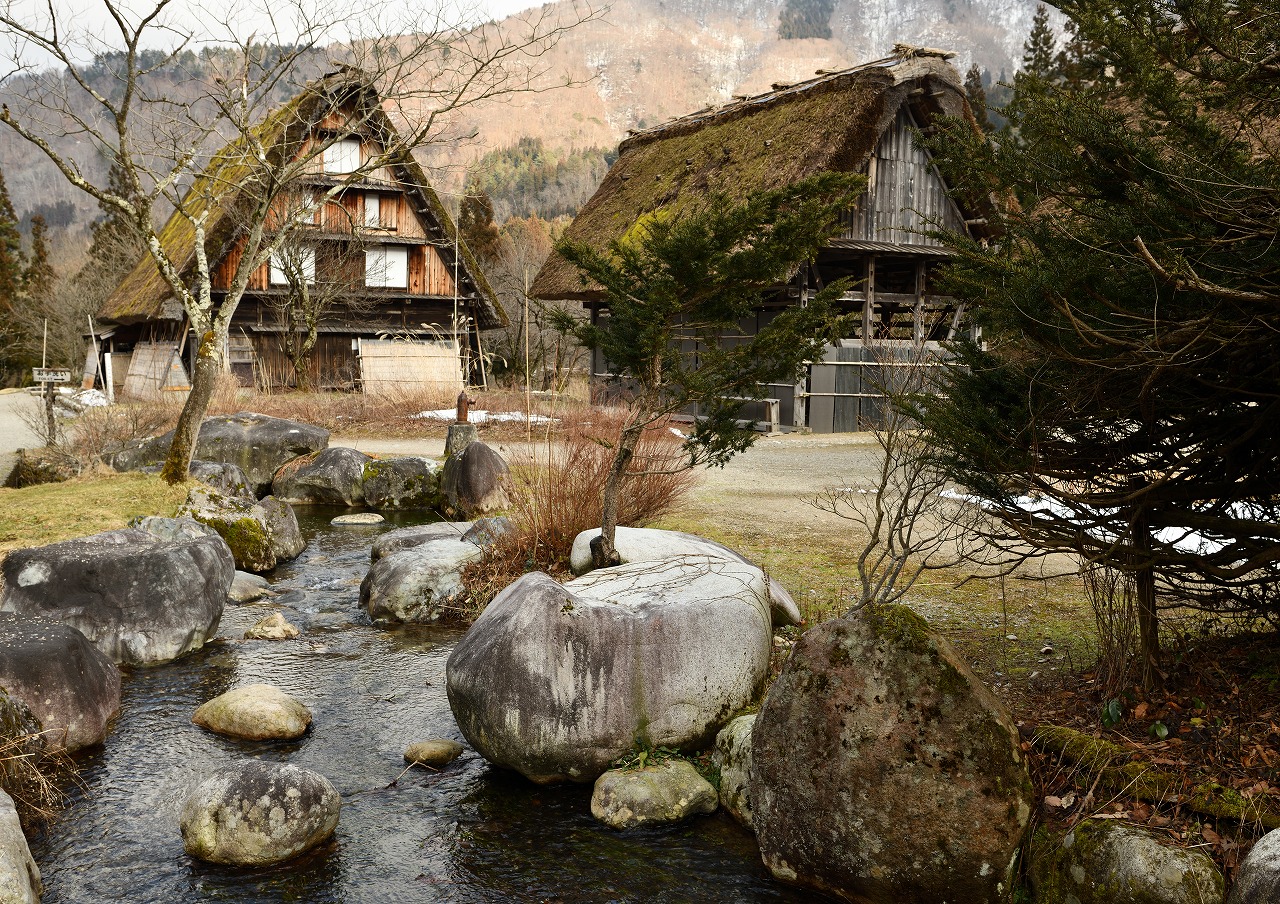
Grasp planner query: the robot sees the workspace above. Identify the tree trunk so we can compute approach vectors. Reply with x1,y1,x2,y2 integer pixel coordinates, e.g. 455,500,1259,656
590,419,644,569
159,334,221,485
1133,510,1161,690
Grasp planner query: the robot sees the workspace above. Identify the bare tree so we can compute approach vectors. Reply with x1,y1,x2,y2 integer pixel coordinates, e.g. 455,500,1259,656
807,341,991,610
0,0,599,482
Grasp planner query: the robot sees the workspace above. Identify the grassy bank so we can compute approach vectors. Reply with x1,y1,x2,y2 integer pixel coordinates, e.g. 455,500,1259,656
0,472,189,553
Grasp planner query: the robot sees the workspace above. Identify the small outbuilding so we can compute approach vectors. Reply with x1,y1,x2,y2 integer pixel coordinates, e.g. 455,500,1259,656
95,70,502,399
530,46,991,432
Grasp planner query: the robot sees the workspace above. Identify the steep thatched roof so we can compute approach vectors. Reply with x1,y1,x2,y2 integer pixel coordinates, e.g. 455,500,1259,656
531,49,975,302
99,70,501,329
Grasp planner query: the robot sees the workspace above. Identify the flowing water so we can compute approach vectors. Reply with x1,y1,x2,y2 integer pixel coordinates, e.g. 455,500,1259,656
29,509,825,903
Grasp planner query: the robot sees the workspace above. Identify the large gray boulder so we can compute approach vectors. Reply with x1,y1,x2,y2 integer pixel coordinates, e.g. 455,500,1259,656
0,790,40,904
179,486,304,573
142,460,254,500
712,714,755,830
1230,827,1280,904
590,759,718,830
750,606,1035,904
114,412,329,496
370,523,474,562
440,442,510,518
362,456,443,510
180,762,340,866
0,615,120,752
1030,820,1224,904
271,448,371,507
446,557,773,783
570,526,803,627
192,684,311,741
360,538,483,625
0,528,230,665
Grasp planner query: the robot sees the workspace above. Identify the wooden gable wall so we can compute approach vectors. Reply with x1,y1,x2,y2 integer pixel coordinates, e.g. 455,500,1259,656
841,104,967,246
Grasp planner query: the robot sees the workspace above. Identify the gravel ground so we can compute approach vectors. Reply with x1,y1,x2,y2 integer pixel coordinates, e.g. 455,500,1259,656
0,390,44,481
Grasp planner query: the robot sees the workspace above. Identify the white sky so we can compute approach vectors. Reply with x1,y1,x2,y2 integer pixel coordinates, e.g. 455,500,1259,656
3,0,550,67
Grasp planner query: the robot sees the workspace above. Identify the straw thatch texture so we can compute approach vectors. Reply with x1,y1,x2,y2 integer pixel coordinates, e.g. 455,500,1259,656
531,53,971,301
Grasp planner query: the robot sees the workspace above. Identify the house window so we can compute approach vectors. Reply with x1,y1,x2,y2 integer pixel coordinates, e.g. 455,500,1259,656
365,245,407,288
324,138,361,174
364,193,380,228
270,246,315,285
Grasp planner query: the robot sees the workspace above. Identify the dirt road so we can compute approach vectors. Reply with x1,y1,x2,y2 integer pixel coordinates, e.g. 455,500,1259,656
0,390,43,481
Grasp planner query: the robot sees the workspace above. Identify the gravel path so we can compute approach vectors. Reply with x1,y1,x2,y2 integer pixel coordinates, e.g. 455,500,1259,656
0,390,43,481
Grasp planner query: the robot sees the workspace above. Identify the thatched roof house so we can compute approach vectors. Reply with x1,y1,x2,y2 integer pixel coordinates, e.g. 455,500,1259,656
532,47,990,431
97,70,500,397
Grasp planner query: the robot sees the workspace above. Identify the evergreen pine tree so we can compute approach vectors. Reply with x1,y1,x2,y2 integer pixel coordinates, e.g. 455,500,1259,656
1020,4,1058,79
778,0,835,40
920,0,1280,688
23,215,56,305
963,64,993,132
83,159,145,282
458,183,503,264
0,166,23,319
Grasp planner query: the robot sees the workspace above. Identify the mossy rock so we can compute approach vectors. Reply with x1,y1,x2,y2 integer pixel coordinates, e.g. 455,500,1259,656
1028,820,1223,904
750,606,1035,903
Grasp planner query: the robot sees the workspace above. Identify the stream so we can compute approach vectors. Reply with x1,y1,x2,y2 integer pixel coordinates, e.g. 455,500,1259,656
29,508,825,903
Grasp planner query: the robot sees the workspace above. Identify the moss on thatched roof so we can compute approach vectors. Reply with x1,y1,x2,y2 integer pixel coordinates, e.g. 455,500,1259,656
99,70,501,329
530,51,973,301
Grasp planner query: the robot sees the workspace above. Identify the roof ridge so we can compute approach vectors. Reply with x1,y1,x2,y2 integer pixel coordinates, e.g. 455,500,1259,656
621,48,957,146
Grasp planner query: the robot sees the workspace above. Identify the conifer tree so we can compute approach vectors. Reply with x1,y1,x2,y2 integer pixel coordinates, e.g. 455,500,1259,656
23,215,55,305
1020,4,1057,79
920,0,1280,688
458,184,503,264
554,171,863,567
963,64,993,132
778,0,835,40
0,166,22,320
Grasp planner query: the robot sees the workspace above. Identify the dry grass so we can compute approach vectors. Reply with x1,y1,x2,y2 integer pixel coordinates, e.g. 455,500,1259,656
458,409,698,615
0,472,190,553
0,731,78,830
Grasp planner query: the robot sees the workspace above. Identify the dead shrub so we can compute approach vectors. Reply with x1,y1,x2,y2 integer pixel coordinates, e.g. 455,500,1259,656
459,408,698,615
1084,563,1137,695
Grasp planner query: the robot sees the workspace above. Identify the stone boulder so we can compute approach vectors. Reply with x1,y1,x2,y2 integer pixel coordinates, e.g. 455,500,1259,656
404,739,464,767
0,528,230,665
360,539,483,625
131,515,222,544
192,684,311,741
570,526,803,627
362,456,443,510
272,448,371,507
750,606,1035,904
142,460,254,500
228,571,271,603
712,714,755,830
370,523,473,562
1031,820,1224,904
447,557,773,783
180,761,340,866
0,616,120,752
332,513,383,526
1230,827,1280,904
461,517,513,549
114,412,330,496
243,612,299,641
0,689,45,797
0,790,40,904
179,486,304,573
591,759,718,830
440,442,510,518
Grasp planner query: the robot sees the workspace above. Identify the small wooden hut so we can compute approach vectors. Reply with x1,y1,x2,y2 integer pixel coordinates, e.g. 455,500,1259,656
530,46,991,432
96,71,502,399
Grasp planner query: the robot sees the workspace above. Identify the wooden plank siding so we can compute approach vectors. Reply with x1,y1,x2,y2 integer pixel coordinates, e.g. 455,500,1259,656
841,106,967,246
